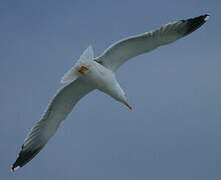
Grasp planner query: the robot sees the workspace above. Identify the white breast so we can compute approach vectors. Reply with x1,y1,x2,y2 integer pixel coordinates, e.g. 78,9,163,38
83,61,114,88
82,61,126,102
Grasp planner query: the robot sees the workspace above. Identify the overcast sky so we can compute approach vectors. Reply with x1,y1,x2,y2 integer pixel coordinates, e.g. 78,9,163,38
1,0,221,180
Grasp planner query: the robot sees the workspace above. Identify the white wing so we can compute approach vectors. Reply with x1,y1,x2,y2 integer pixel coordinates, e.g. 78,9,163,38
95,14,209,72
12,78,94,171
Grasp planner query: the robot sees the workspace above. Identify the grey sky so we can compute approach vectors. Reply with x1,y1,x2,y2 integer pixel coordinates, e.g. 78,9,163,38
1,0,221,179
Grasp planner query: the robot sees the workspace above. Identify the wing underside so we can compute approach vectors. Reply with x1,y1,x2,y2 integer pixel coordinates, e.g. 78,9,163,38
95,14,209,72
12,78,94,171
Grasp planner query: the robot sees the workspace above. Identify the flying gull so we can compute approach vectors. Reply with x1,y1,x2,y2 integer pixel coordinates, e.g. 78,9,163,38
11,14,209,171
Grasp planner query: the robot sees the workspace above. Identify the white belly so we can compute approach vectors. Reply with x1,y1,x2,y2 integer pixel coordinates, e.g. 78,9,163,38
83,61,115,89
81,61,126,102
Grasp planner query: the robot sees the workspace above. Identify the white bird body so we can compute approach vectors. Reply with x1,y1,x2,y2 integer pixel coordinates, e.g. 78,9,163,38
84,61,127,103
63,46,128,103
12,14,209,171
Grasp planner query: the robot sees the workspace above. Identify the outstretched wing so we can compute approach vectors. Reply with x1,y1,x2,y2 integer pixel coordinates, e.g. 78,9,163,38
95,14,209,72
12,78,94,171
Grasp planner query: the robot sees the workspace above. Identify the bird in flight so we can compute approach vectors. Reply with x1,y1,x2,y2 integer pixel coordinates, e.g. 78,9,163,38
12,14,209,171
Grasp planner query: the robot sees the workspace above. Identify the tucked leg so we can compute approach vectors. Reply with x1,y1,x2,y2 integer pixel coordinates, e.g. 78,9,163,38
78,65,90,74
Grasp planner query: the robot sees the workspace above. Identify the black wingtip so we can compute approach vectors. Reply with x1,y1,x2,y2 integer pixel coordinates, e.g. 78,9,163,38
183,14,210,36
202,13,210,21
11,164,19,172
11,146,43,171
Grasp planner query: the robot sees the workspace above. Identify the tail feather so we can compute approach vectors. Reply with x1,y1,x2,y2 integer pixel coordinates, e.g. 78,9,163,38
60,45,94,84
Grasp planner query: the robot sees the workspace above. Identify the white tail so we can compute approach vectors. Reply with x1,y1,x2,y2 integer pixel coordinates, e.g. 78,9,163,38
60,45,94,84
